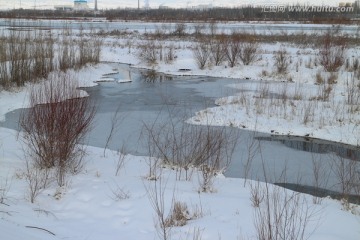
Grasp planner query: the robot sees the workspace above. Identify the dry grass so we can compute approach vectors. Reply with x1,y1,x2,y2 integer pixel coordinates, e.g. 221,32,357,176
274,46,289,74
318,31,346,72
165,201,191,227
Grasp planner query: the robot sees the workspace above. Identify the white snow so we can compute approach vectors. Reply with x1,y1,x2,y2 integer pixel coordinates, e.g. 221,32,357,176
1,126,360,240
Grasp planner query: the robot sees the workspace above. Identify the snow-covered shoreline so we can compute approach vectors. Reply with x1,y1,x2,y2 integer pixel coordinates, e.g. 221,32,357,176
1,125,360,240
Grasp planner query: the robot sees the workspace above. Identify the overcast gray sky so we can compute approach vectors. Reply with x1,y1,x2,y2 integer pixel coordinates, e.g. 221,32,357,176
0,0,348,10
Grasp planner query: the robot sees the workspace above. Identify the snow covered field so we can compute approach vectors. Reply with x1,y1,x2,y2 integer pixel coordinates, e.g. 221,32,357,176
1,126,360,240
1,22,360,239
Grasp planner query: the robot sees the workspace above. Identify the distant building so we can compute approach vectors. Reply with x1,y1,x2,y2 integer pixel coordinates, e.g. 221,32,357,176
339,1,355,7
191,4,213,10
74,0,89,11
54,5,73,11
159,5,170,9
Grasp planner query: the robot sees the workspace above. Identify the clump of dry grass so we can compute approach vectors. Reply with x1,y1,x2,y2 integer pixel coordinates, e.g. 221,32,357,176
165,201,191,227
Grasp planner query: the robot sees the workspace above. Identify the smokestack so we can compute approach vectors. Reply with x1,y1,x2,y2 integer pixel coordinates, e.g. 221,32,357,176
138,0,140,9
95,0,98,11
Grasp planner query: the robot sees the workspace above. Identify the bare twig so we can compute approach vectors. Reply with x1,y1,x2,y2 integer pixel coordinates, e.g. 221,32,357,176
25,226,55,236
104,104,125,157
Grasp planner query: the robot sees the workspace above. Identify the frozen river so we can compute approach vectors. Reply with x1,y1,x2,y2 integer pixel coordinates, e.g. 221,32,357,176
0,18,359,36
2,63,359,200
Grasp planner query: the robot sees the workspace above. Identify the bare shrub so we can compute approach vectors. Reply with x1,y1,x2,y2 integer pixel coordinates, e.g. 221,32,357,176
258,81,270,98
253,182,319,240
145,172,173,240
58,29,77,71
115,145,127,176
346,74,360,107
225,34,241,68
249,181,264,207
110,182,130,201
198,164,217,193
164,44,176,64
143,110,238,181
302,101,315,125
208,21,218,36
31,30,54,80
209,35,227,66
274,46,289,74
145,173,202,240
8,30,33,87
192,40,211,70
173,23,187,37
25,160,50,203
239,41,259,65
330,153,358,197
193,23,205,37
293,83,304,100
0,37,10,88
0,177,10,205
153,25,167,39
315,72,324,85
0,26,101,88
20,72,95,186
318,32,346,72
138,40,160,65
76,29,103,68
0,29,54,88
317,81,333,101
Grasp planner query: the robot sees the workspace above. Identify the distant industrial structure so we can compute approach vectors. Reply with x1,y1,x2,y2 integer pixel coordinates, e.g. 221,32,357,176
339,0,360,7
54,5,73,11
339,2,354,7
74,0,89,10
55,0,91,11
